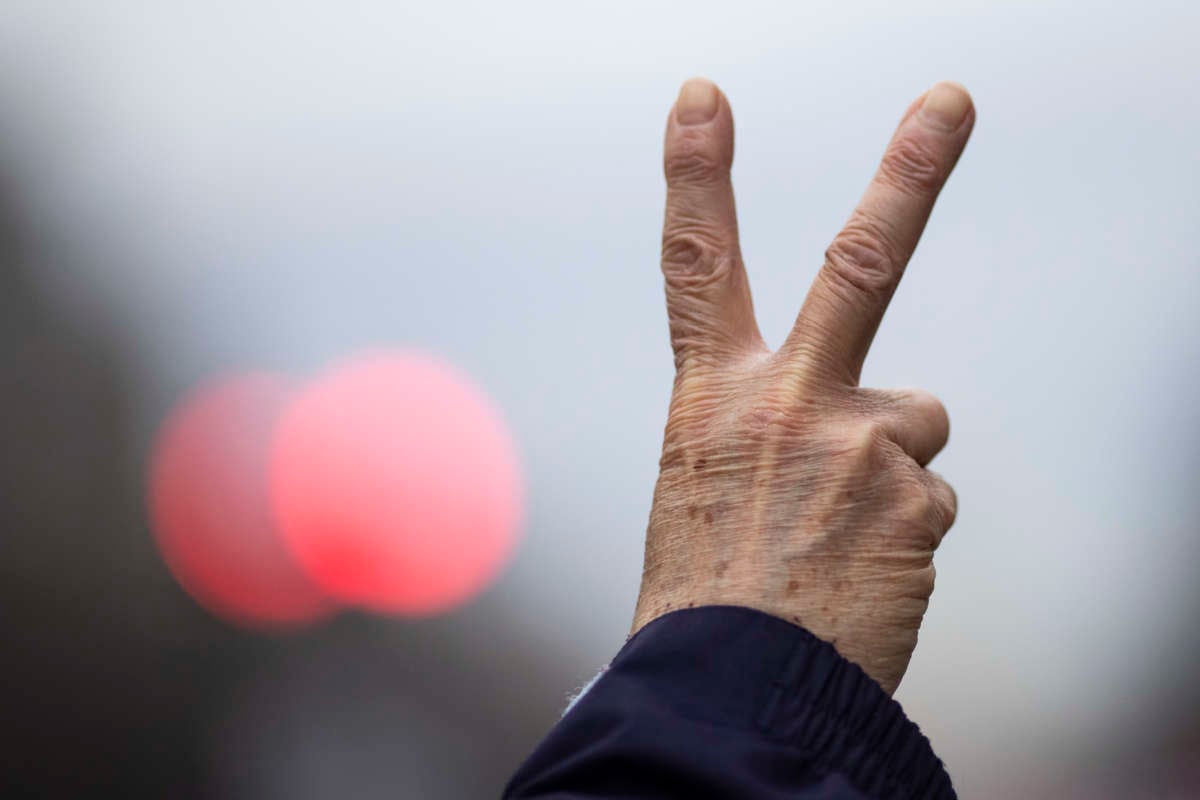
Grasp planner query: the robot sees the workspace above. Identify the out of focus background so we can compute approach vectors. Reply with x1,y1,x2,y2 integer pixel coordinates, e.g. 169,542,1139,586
1,1,1198,797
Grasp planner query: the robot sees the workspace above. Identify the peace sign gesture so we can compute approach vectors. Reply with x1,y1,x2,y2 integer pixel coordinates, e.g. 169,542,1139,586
633,78,975,695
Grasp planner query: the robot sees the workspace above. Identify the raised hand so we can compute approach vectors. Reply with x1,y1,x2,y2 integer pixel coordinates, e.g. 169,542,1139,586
633,78,975,695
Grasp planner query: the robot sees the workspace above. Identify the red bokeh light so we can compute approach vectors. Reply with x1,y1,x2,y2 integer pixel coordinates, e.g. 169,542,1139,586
269,351,523,616
148,373,335,628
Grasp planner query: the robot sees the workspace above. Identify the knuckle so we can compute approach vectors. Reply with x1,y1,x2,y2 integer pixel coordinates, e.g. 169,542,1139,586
939,480,958,528
878,133,945,196
910,388,950,438
920,472,958,536
895,465,935,510
905,386,946,415
664,129,728,185
661,230,712,273
841,418,890,463
823,214,903,296
895,563,937,602
926,393,950,429
661,233,737,291
911,491,938,524
916,564,936,597
896,487,942,550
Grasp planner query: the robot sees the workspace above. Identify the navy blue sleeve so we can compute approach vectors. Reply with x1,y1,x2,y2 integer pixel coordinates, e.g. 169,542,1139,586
504,605,955,799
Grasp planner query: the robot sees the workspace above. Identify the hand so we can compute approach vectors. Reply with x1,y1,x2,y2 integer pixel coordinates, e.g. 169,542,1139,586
632,78,975,695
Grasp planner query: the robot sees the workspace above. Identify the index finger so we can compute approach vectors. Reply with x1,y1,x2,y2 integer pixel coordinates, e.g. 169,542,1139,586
782,81,975,385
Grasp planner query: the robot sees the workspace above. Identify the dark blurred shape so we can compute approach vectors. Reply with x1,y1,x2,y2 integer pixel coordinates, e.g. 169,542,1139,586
149,373,333,628
271,350,523,616
0,160,218,798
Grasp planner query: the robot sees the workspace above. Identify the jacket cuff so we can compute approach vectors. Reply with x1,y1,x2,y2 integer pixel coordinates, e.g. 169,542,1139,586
608,605,955,799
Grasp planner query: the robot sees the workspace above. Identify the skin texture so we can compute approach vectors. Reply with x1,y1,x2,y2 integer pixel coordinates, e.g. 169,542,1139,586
632,78,975,696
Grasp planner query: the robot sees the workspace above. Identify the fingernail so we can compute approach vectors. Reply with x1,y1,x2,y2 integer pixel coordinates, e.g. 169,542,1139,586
919,81,971,131
675,78,719,125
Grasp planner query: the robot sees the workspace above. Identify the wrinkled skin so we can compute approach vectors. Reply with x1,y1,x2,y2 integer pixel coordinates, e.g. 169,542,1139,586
632,79,975,695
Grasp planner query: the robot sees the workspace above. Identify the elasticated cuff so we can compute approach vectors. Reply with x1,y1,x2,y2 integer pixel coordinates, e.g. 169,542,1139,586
610,605,955,799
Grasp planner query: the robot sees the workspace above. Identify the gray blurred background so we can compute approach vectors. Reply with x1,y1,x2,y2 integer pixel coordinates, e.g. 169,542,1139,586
0,1,1197,797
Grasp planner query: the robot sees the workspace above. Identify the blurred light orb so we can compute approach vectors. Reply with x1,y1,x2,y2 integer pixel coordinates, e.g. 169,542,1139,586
270,350,523,615
148,373,335,628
